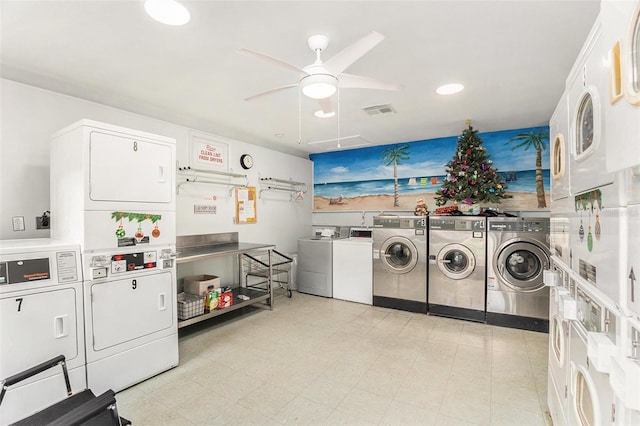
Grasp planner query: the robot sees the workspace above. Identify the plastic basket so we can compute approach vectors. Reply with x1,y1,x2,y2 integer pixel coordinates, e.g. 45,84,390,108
177,292,204,320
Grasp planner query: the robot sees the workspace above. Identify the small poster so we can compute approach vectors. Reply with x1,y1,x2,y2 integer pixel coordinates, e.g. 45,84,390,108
236,186,257,224
190,131,229,171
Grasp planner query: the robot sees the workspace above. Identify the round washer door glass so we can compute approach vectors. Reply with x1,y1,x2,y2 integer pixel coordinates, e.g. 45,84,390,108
576,93,594,155
437,243,475,280
380,236,418,274
496,242,549,291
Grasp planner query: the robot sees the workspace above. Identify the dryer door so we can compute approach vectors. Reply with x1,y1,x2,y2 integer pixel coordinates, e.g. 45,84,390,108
496,241,549,291
379,236,418,274
436,243,475,280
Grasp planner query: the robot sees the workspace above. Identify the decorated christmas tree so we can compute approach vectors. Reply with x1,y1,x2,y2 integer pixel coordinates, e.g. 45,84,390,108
434,121,508,207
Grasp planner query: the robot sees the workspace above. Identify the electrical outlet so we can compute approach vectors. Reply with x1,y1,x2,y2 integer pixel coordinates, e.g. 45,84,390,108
36,216,50,229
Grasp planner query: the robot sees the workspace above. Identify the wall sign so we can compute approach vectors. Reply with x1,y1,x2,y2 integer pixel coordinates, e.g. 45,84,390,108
194,205,217,214
190,131,229,171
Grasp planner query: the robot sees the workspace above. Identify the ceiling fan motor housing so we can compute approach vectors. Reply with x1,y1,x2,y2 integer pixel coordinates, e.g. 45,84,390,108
307,34,329,52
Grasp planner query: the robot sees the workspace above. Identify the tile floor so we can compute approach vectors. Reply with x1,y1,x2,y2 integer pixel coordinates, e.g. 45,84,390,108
116,292,551,425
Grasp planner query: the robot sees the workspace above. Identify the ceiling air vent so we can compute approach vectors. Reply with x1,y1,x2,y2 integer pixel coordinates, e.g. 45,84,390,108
363,104,396,116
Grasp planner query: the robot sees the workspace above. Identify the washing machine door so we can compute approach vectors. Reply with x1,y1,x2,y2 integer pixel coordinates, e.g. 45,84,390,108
380,236,418,274
495,241,549,291
436,243,475,280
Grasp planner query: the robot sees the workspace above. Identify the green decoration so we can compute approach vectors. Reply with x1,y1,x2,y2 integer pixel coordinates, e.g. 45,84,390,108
435,122,509,207
111,211,162,223
587,227,593,251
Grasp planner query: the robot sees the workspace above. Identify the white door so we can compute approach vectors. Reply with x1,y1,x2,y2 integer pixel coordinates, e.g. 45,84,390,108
0,288,79,378
89,271,173,351
89,131,173,203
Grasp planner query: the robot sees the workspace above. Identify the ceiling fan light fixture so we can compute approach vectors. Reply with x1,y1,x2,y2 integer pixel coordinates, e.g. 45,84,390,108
436,83,464,95
144,0,190,26
314,110,336,118
301,74,338,99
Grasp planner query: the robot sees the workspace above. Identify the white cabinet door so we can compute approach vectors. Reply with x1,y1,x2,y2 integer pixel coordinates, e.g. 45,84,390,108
89,271,173,351
89,131,173,203
0,288,79,377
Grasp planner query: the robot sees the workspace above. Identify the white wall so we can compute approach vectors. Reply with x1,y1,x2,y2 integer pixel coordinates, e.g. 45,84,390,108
0,79,313,254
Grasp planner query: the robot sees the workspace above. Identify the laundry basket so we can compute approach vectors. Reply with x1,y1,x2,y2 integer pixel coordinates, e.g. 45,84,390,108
243,250,293,298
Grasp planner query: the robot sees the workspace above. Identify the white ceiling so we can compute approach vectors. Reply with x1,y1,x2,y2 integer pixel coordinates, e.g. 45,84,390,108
0,0,600,158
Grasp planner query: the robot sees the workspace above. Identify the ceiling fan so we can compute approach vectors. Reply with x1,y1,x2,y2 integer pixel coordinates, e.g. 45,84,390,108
238,31,402,114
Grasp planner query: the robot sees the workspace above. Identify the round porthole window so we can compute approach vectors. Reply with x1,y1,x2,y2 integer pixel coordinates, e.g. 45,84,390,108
576,92,594,156
552,134,565,179
625,1,640,104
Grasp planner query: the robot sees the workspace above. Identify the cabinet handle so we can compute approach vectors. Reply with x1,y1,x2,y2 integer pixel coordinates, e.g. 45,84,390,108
158,292,167,311
54,315,68,338
158,165,166,182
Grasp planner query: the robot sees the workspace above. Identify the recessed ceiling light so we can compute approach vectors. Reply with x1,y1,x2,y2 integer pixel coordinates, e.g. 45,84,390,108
314,110,336,118
436,83,464,95
144,0,190,26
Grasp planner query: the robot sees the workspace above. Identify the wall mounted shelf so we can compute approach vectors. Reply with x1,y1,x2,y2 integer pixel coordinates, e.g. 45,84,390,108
259,177,308,200
177,166,248,195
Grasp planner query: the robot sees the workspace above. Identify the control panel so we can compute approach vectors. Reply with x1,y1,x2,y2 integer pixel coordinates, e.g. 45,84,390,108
88,249,175,280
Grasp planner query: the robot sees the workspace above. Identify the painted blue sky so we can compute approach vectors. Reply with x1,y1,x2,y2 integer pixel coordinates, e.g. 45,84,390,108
310,126,550,184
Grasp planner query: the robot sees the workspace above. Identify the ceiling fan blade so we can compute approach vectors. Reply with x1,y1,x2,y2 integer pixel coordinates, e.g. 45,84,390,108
244,84,298,101
317,98,333,114
237,48,308,76
338,73,403,91
323,31,385,75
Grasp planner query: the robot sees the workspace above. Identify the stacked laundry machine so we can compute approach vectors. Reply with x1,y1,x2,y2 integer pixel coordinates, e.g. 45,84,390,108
545,2,640,424
49,120,179,395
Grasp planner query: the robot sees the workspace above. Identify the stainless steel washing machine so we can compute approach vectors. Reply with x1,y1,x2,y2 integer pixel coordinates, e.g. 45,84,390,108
372,215,427,313
428,215,486,322
486,217,550,331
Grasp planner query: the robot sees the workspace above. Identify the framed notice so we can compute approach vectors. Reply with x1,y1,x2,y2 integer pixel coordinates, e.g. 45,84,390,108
236,186,257,224
190,131,229,171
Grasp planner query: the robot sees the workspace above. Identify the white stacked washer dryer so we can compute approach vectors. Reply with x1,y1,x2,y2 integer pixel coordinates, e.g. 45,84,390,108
0,239,84,424
546,3,640,423
544,260,575,426
50,120,178,395
603,1,640,421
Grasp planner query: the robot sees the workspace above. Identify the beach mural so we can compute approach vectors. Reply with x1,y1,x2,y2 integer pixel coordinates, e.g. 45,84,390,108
310,125,550,212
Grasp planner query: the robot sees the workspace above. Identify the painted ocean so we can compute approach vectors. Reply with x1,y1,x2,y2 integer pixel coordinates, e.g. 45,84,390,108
313,169,550,198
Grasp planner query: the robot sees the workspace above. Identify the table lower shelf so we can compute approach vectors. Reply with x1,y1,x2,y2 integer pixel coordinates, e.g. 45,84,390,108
178,287,271,329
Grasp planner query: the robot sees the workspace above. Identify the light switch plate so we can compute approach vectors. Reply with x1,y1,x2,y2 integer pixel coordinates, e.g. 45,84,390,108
12,216,25,231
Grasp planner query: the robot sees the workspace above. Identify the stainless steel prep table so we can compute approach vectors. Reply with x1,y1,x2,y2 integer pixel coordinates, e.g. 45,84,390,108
176,233,275,328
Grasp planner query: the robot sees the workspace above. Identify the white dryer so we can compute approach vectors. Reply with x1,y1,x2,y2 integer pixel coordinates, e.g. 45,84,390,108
550,91,571,201
567,18,615,195
602,0,640,173
0,239,85,425
568,285,618,426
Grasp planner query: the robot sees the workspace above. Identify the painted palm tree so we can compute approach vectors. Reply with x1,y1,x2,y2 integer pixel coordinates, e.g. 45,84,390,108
381,144,410,207
507,129,549,208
